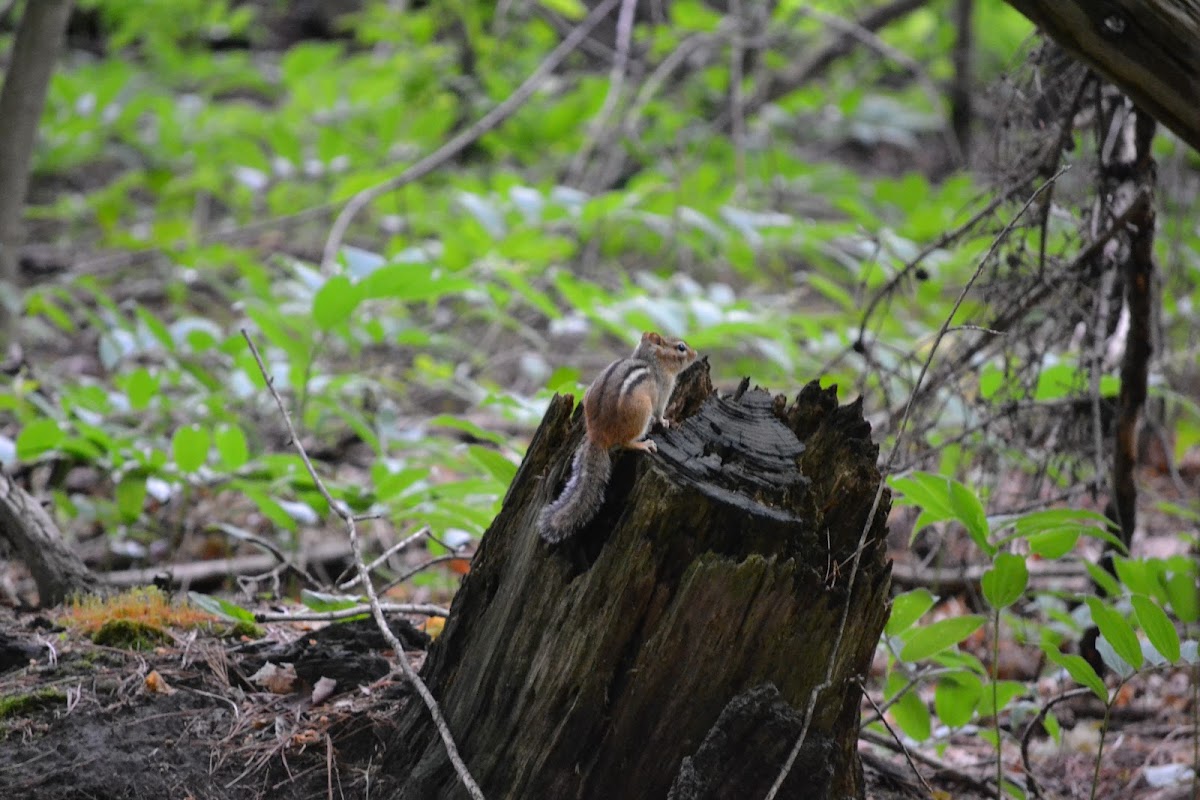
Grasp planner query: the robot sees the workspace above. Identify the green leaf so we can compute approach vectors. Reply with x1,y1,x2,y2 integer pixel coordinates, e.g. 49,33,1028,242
214,424,250,470
358,263,473,302
1084,561,1122,598
891,472,992,554
114,474,147,523
537,0,585,20
1043,710,1061,743
467,445,517,485
1130,594,1180,663
982,553,1028,609
1085,597,1143,671
301,589,364,613
16,419,65,460
1026,529,1079,558
1043,644,1108,702
188,592,257,624
1163,569,1199,623
1113,557,1160,598
977,679,1026,716
122,367,159,411
948,480,990,553
171,424,210,473
886,589,935,635
899,615,986,662
886,674,931,742
312,274,362,330
934,670,981,728
236,484,298,532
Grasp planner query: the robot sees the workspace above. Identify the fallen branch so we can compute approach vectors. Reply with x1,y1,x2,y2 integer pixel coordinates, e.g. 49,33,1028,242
256,603,449,623
101,540,354,589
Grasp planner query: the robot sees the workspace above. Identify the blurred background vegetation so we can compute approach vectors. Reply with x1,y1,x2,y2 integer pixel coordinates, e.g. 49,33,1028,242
0,0,1196,635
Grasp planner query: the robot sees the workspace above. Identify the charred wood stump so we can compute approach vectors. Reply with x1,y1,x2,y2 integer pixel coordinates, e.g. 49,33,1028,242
387,363,892,799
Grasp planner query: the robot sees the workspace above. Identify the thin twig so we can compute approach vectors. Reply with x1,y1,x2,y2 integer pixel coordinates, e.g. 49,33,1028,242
380,554,465,595
256,603,449,623
568,0,638,188
796,5,963,165
859,679,936,797
765,169,1066,800
860,729,994,793
337,526,431,591
240,329,485,800
1020,686,1090,799
320,0,622,272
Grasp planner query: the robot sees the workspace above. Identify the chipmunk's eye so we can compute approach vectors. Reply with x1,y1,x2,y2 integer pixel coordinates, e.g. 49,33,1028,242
676,342,687,352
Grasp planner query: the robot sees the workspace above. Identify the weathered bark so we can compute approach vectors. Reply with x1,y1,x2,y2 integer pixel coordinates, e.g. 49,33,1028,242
0,0,74,355
386,364,891,799
1003,0,1200,152
0,472,96,604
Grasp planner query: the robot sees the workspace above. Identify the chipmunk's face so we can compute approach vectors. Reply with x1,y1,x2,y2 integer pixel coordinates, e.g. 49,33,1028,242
642,331,696,373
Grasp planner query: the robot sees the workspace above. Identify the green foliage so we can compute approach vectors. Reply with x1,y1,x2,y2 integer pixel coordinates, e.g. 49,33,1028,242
883,476,1199,790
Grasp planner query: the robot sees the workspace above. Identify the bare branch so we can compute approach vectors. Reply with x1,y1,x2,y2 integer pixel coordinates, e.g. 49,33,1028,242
320,0,622,272
240,329,485,800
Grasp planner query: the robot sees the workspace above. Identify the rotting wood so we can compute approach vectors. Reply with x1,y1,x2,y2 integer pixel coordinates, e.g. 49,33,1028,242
0,471,95,604
1003,0,1200,152
384,363,892,799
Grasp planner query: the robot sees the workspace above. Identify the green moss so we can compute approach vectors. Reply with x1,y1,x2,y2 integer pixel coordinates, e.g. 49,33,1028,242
91,619,171,650
0,688,66,720
226,620,264,640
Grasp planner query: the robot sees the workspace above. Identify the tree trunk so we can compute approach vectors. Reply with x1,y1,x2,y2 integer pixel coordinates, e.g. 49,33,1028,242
385,364,892,799
0,0,74,356
1003,0,1200,152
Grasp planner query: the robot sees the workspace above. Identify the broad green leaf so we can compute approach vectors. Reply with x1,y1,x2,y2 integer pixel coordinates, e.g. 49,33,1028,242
467,445,517,485
934,670,981,728
1084,561,1122,598
1043,645,1108,702
189,592,257,624
16,419,65,460
982,553,1028,610
900,615,986,662
1130,594,1180,663
886,674,930,742
1163,570,1199,623
1094,635,1136,678
1085,597,1143,671
1026,529,1079,558
886,589,935,635
891,472,992,554
237,484,298,531
1113,557,1160,598
171,424,210,473
301,590,364,612
977,680,1026,716
122,367,159,411
948,480,990,553
114,474,147,522
214,424,250,470
312,274,362,330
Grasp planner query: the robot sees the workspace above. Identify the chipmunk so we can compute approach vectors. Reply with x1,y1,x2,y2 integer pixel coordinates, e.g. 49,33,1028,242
538,331,697,543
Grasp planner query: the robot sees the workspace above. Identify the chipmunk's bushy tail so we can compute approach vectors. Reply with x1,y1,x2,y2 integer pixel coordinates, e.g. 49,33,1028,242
538,439,611,543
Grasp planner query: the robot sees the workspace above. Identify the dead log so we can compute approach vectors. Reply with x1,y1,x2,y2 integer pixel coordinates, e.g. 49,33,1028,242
384,364,892,799
0,471,96,604
1003,0,1200,152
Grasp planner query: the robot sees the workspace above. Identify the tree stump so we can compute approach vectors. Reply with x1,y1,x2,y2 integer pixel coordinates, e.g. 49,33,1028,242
386,362,892,799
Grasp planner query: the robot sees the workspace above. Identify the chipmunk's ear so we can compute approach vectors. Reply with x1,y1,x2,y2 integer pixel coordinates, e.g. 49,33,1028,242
641,331,664,345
